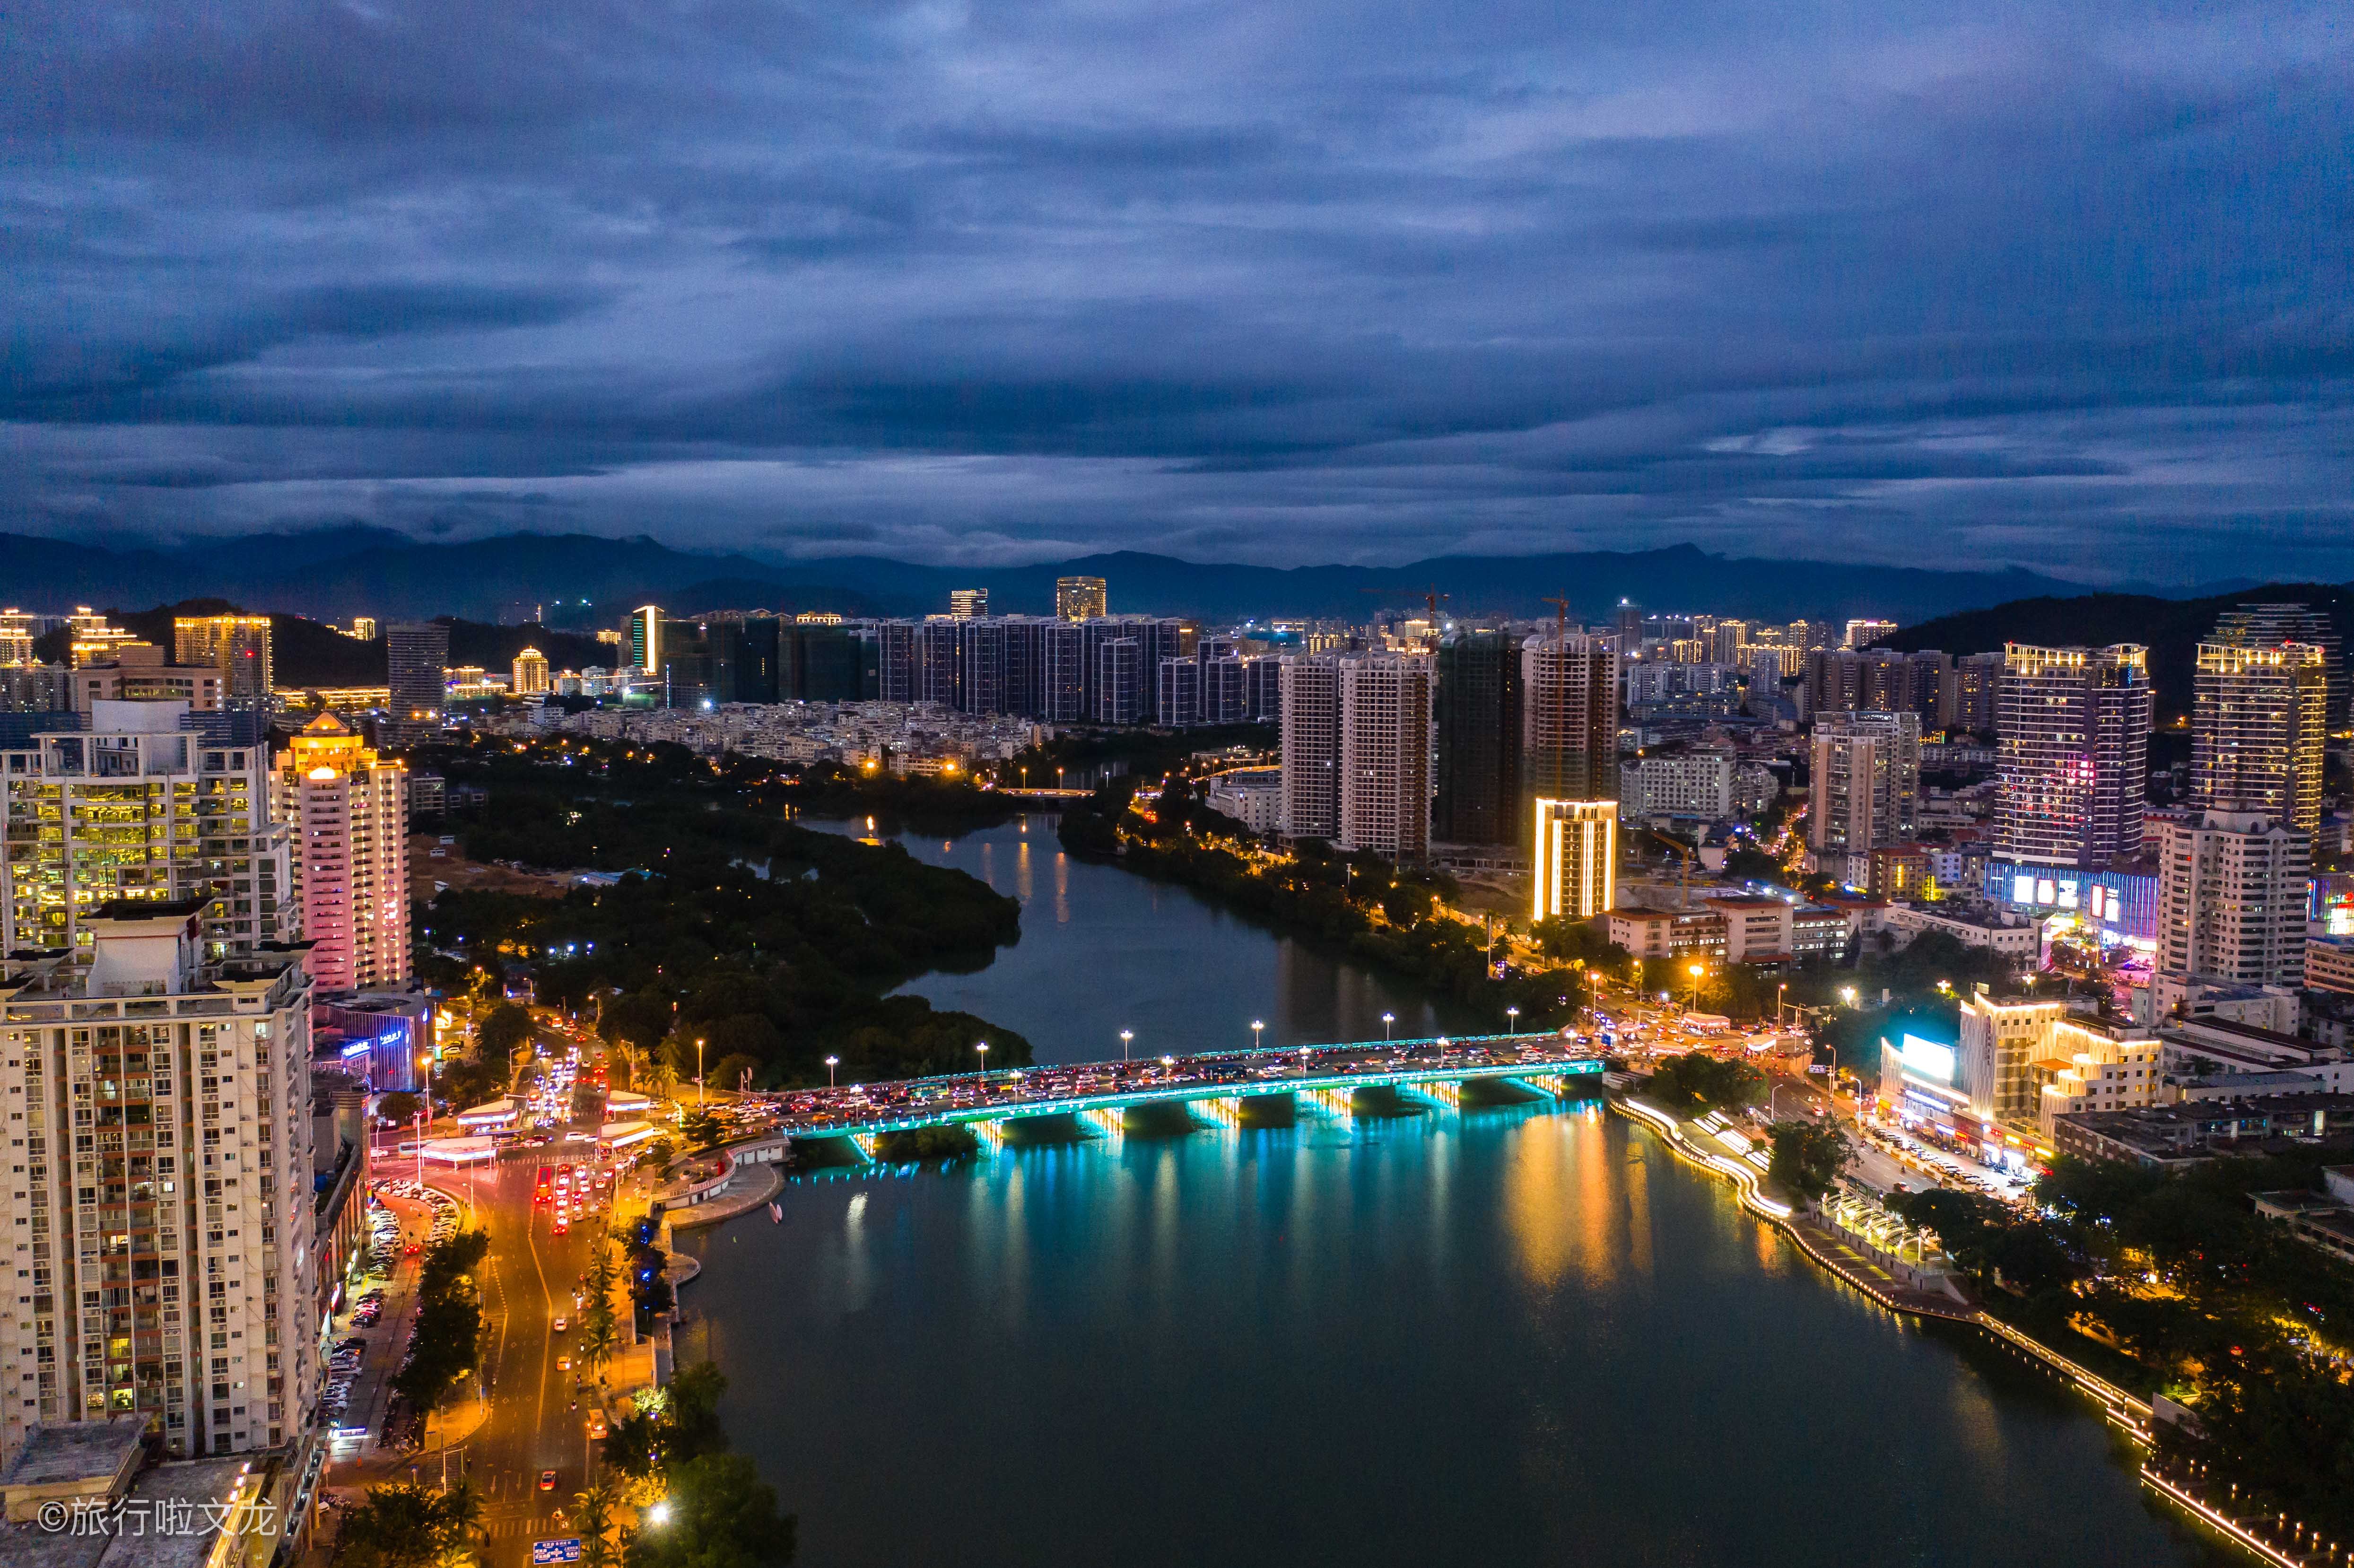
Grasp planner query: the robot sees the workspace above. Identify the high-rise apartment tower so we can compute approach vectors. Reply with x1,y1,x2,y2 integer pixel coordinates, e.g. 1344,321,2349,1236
270,713,411,991
171,616,273,707
1055,577,1107,622
1995,644,2153,869
2191,639,2328,834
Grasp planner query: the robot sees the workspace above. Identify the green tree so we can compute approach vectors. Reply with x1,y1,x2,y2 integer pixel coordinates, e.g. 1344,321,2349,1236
664,1361,730,1464
391,1232,489,1412
378,1091,423,1126
624,1455,795,1568
680,1110,724,1150
579,1313,619,1377
1645,1053,1763,1113
1765,1118,1851,1203
603,1403,664,1480
575,1478,622,1568
479,1001,534,1061
335,1484,480,1568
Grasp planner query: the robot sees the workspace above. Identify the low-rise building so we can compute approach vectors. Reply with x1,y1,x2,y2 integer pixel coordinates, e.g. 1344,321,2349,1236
2052,1093,2354,1168
1706,896,1797,963
1866,842,1935,900
2249,1189,2354,1266
2031,1019,2162,1135
2308,934,2354,996
1883,900,2042,961
1607,906,1726,963
1203,768,1282,834
1618,748,1735,820
2156,1015,2354,1096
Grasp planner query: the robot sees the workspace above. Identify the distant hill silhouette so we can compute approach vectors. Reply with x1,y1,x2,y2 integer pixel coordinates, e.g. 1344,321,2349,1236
105,599,612,687
0,530,2183,626
1878,582,2354,723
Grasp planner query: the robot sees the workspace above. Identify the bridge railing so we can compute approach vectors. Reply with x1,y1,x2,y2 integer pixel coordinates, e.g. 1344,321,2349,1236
774,1053,1606,1138
751,1031,1571,1101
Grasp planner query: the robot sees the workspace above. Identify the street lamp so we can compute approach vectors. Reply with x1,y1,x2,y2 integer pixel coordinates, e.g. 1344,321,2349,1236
824,1055,839,1089
976,1042,989,1076
1120,1029,1133,1062
695,1037,706,1108
1299,1045,1311,1078
1505,1006,1519,1036
1381,1012,1395,1043
1251,1019,1264,1054
1687,962,1705,1010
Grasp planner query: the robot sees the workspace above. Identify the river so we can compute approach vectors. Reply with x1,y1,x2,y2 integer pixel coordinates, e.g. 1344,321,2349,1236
677,817,2229,1568
814,813,1478,1059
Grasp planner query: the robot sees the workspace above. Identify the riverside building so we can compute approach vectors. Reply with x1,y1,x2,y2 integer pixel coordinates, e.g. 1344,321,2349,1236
2153,808,2310,1015
1521,633,1620,813
1334,654,1432,861
1433,632,1524,846
1532,799,1616,921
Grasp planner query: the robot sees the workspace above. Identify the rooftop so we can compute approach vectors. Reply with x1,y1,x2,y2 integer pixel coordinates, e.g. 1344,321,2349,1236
0,1423,143,1493
0,1458,257,1568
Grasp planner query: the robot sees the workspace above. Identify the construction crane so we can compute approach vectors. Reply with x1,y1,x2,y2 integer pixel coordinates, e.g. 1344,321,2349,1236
1636,825,1699,909
1357,584,1452,621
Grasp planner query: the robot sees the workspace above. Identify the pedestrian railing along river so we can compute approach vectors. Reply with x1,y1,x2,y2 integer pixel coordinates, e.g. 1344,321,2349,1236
756,1034,1606,1143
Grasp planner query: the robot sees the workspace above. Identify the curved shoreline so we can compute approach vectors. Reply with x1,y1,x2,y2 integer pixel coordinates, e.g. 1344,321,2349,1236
1603,1094,2302,1568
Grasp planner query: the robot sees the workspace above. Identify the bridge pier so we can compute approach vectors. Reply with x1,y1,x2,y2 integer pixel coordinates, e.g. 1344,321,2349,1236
1193,1095,1246,1128
1416,1080,1464,1110
1078,1107,1125,1143
972,1118,1007,1150
847,1131,877,1163
1302,1085,1355,1119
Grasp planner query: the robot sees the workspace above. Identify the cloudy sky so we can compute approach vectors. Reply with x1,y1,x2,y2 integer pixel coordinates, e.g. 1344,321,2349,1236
4,0,2349,580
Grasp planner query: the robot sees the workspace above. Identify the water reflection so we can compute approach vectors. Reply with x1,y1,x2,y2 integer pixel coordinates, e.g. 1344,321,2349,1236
807,816,1469,1062
682,1108,2228,1568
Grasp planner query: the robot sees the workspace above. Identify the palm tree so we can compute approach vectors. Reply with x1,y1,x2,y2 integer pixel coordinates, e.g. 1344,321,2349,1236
578,1314,619,1377
432,1479,485,1568
611,1039,644,1093
646,1055,678,1105
573,1478,620,1568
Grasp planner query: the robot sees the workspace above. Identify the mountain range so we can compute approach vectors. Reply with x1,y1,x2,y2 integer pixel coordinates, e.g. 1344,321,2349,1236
0,528,2256,627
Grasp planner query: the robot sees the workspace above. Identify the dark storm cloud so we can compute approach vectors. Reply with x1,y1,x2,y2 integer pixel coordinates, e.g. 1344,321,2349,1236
2,0,2349,581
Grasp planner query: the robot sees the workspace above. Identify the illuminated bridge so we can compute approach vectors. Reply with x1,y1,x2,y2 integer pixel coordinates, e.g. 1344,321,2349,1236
761,1035,1610,1157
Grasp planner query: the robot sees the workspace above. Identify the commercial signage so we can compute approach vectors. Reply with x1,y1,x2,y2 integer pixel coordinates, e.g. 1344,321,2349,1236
533,1542,583,1565
1898,1035,1956,1086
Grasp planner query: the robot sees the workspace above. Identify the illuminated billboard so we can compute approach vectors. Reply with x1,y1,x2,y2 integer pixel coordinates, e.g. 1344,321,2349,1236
1898,1034,1956,1085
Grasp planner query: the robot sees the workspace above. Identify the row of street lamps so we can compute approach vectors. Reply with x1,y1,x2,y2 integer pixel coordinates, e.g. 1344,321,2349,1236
802,1003,1552,1098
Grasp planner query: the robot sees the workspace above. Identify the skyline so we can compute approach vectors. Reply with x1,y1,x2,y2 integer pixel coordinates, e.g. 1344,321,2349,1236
7,0,2351,583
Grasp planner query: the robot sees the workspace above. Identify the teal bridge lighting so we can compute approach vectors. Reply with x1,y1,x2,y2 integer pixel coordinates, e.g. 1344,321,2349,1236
770,1033,1608,1141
